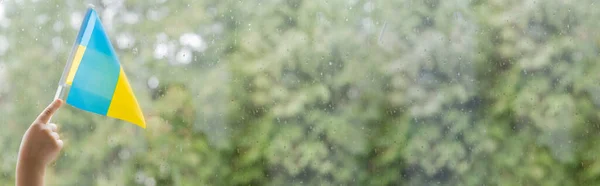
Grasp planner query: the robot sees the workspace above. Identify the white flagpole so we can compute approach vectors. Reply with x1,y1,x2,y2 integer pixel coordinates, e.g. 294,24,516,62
48,5,95,123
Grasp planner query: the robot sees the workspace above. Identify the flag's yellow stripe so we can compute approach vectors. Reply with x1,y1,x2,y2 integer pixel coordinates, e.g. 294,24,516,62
66,45,86,85
106,67,146,128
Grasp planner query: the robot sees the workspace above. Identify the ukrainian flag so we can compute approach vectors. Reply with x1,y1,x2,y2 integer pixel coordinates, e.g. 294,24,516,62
56,7,145,128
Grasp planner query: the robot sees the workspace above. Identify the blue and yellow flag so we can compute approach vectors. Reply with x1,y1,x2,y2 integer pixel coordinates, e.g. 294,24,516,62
56,7,145,128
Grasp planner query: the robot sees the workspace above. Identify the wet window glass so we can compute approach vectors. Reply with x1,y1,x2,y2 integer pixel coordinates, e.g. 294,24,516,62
1,0,599,185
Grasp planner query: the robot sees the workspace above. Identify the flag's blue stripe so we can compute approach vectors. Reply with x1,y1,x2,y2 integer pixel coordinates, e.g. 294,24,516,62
67,12,120,116
80,10,96,47
74,8,93,46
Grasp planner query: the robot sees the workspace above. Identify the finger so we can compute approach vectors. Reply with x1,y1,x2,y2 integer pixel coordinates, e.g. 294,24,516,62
56,139,64,149
49,132,60,140
36,99,64,124
48,123,58,132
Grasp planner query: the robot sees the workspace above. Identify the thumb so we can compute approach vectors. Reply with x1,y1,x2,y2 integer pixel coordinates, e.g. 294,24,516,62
36,99,64,124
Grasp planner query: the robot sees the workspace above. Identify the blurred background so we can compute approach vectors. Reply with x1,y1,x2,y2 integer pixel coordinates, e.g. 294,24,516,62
1,0,600,185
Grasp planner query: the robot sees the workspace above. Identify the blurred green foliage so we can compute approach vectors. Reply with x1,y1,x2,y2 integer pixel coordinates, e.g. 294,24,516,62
1,0,600,185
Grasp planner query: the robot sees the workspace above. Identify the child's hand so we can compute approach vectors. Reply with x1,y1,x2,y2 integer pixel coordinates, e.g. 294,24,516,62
19,99,64,166
16,99,64,186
